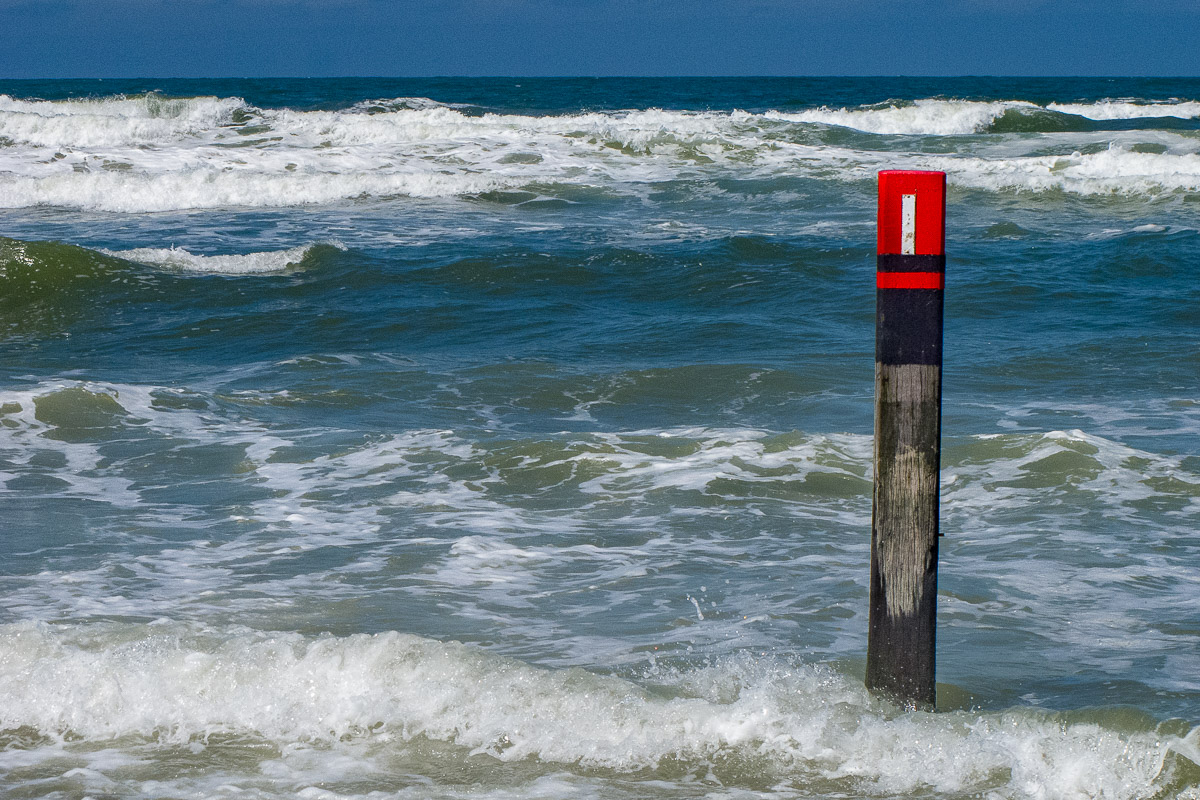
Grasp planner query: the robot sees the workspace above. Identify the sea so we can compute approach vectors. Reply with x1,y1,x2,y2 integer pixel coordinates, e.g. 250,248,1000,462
0,77,1198,800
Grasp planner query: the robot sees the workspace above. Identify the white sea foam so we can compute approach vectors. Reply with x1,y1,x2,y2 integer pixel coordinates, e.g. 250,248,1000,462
929,146,1200,196
0,93,242,120
348,96,461,113
101,242,339,274
767,99,1036,135
0,379,1195,671
575,427,871,497
0,93,245,148
5,93,1200,209
0,169,507,212
2,380,1196,681
0,622,1193,800
1048,100,1200,120
943,428,1200,518
0,382,140,508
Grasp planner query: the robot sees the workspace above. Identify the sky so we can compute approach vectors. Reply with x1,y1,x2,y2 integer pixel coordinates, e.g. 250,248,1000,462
1,0,1199,78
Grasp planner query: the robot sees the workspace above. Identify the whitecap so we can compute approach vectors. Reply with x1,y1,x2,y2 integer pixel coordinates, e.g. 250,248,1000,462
0,621,1190,800
100,242,341,274
767,99,1037,135
1048,100,1200,120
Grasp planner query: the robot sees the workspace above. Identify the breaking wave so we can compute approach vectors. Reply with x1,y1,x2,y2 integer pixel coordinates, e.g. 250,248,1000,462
1047,100,1200,120
5,93,1200,211
767,99,1038,135
1,622,1196,799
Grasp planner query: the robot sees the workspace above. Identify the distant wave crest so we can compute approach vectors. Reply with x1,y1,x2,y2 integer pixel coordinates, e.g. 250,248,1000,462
4,93,1200,211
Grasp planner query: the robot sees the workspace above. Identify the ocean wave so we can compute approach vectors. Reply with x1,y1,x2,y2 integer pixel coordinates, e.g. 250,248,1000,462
0,622,1194,799
0,92,243,120
0,169,509,211
1,378,1194,528
943,428,1200,519
0,235,145,304
0,236,338,292
0,238,347,341
932,146,1200,196
774,98,1200,134
3,93,1198,150
767,100,1038,135
1,374,1195,632
7,139,1200,211
1048,100,1200,120
349,96,472,113
101,242,342,274
6,93,1200,209
0,93,245,148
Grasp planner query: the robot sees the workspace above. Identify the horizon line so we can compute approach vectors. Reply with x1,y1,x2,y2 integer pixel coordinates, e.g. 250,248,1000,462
4,74,1200,81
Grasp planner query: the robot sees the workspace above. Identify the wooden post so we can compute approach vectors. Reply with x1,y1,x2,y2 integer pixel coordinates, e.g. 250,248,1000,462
866,170,946,710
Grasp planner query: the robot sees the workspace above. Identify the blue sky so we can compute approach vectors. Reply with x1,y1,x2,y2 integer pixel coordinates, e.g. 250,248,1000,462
1,0,1198,77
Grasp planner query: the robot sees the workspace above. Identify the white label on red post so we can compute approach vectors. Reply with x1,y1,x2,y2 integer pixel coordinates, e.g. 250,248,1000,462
900,194,917,255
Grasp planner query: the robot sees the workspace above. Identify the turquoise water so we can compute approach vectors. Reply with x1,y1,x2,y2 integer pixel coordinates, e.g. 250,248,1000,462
1,77,1198,799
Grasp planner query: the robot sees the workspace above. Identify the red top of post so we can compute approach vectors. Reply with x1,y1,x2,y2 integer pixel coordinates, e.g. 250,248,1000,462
878,171,946,256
